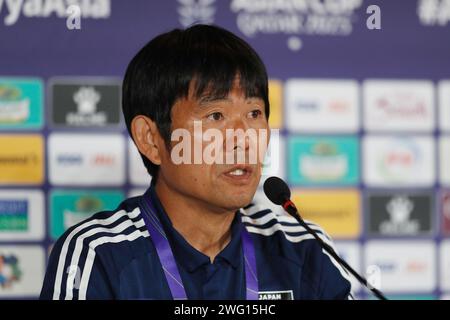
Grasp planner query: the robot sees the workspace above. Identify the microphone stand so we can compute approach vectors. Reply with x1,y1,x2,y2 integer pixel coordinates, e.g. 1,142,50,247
282,199,388,301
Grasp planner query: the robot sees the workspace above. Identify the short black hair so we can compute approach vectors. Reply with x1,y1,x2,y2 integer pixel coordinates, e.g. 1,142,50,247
122,24,270,178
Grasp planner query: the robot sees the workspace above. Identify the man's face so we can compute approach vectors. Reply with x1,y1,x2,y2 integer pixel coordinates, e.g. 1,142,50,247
156,82,270,213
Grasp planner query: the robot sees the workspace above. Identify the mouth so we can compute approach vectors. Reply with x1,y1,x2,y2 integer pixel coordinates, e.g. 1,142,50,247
222,165,254,184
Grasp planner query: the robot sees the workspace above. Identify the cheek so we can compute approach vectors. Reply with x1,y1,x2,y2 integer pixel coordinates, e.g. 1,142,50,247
164,161,215,185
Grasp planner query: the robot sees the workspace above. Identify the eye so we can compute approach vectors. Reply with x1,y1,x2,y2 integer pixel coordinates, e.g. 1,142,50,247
207,112,224,121
248,109,262,119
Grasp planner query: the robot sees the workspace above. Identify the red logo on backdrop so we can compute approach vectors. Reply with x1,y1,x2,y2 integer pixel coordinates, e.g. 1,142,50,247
328,100,350,113
442,192,450,235
376,93,428,118
385,151,414,166
91,154,115,166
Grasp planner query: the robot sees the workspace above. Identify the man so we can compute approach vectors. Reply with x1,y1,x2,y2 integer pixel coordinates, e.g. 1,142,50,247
40,24,352,300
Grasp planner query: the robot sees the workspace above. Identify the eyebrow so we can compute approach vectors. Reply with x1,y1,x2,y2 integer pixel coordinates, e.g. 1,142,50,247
197,95,230,107
197,95,263,107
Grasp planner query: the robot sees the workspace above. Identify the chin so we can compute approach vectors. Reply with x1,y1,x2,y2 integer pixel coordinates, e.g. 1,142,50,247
224,192,255,210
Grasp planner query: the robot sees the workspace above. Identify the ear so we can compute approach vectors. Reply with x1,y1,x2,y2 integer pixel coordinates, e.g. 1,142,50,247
131,115,162,166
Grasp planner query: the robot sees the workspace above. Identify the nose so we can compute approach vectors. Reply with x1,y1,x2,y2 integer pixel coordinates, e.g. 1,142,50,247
223,118,251,153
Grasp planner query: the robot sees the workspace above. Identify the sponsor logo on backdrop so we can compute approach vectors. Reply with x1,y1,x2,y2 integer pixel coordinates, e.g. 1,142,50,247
363,80,435,132
268,80,283,129
363,135,435,187
69,87,105,125
364,241,436,293
366,192,434,236
0,135,44,185
288,136,359,186
50,79,121,127
50,190,124,239
0,200,27,231
438,81,450,132
0,254,22,289
440,240,450,291
0,85,28,123
0,78,43,129
230,0,364,50
291,189,360,238
418,0,450,27
48,133,125,186
0,0,110,26
0,190,44,241
56,152,117,167
442,192,450,235
0,246,45,297
440,136,450,186
286,80,359,133
177,0,216,27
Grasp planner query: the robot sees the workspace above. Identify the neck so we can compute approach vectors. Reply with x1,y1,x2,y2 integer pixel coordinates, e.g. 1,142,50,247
154,181,236,262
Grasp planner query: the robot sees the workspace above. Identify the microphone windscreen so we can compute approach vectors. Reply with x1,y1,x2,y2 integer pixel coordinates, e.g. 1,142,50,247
263,176,291,205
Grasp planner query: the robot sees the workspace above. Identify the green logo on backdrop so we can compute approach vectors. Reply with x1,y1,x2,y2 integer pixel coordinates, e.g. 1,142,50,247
288,136,359,186
0,78,43,129
50,190,124,239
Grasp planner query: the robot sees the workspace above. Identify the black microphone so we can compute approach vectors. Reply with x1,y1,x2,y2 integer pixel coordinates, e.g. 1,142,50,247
263,176,388,300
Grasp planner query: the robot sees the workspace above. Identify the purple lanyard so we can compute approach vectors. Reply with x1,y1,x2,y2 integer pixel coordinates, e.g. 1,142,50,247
140,196,259,300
